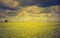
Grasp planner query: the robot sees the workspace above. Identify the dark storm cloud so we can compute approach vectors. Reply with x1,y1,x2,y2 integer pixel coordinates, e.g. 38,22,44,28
0,0,20,17
18,0,60,7
0,0,60,17
0,0,60,9
0,4,17,10
0,0,19,10
0,0,60,10
38,0,60,7
19,0,38,6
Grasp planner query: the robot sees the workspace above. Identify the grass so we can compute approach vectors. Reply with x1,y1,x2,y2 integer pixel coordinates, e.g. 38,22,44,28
0,22,60,38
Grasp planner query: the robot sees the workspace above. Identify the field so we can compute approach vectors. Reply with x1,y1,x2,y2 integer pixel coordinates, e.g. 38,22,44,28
0,22,60,38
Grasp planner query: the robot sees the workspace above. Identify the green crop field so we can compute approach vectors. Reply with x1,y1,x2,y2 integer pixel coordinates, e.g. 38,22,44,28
0,22,60,38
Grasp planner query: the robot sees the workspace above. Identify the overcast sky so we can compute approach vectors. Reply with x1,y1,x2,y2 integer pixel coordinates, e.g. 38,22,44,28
0,0,60,21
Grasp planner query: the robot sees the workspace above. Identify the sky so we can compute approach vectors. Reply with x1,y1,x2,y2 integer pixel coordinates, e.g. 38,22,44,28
0,0,60,9
0,0,60,21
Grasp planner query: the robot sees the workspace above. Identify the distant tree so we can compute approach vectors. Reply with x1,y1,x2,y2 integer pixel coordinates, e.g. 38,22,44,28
5,20,8,22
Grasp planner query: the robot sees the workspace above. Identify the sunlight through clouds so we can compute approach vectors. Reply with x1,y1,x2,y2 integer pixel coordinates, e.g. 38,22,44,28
0,0,60,22
4,5,59,22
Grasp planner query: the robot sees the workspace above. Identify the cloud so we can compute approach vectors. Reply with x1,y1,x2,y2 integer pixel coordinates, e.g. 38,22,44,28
0,0,60,10
38,0,60,7
0,0,60,18
0,0,60,9
0,0,20,17
0,0,19,10
18,0,38,6
18,0,60,7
